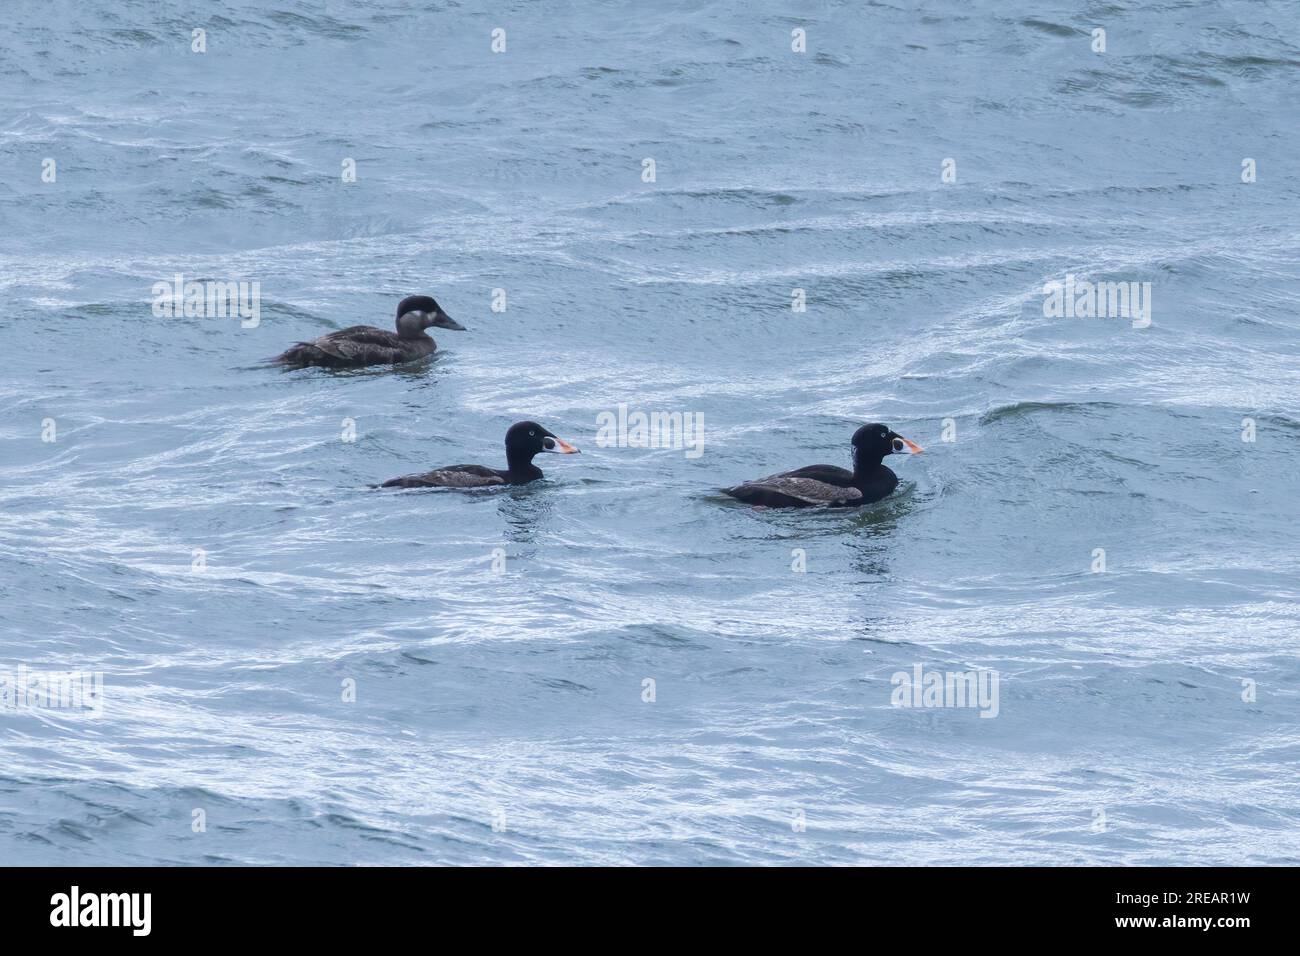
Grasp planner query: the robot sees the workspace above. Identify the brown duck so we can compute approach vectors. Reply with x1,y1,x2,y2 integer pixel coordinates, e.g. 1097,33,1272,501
274,295,464,369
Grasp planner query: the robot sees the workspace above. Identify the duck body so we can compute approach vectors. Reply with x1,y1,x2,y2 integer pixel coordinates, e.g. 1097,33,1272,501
723,423,921,509
275,295,463,369
277,325,436,368
382,462,533,489
381,421,579,490
725,463,898,508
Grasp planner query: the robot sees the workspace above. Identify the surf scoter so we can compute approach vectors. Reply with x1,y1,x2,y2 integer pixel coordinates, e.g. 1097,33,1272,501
380,421,580,489
723,423,922,508
274,295,464,368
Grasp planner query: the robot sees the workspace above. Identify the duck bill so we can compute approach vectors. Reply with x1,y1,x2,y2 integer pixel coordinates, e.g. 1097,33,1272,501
435,311,466,331
893,435,924,454
544,435,580,454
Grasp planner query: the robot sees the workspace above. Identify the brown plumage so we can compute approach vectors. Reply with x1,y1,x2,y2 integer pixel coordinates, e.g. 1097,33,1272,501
275,295,464,369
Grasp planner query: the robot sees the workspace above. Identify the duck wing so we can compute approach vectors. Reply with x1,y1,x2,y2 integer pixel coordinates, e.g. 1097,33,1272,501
275,325,409,367
725,466,861,507
381,465,506,489
309,326,408,364
778,465,855,483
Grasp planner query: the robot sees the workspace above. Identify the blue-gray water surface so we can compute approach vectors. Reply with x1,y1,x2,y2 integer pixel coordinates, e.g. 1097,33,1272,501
1,0,1298,865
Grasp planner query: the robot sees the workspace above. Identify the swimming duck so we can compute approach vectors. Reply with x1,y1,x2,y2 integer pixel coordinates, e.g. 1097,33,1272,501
274,295,464,368
723,423,922,507
381,421,580,489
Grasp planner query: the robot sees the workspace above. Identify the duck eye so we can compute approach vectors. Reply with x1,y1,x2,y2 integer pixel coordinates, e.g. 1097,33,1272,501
529,430,535,436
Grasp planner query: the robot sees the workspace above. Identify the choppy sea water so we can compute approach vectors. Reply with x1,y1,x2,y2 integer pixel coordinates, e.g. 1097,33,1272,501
1,0,1298,865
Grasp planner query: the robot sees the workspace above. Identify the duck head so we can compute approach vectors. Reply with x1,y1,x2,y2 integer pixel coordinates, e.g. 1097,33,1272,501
504,420,580,471
395,294,465,337
851,422,922,473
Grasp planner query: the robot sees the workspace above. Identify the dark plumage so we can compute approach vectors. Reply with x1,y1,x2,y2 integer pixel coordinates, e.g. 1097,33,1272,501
274,295,464,369
381,421,580,490
724,423,922,508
